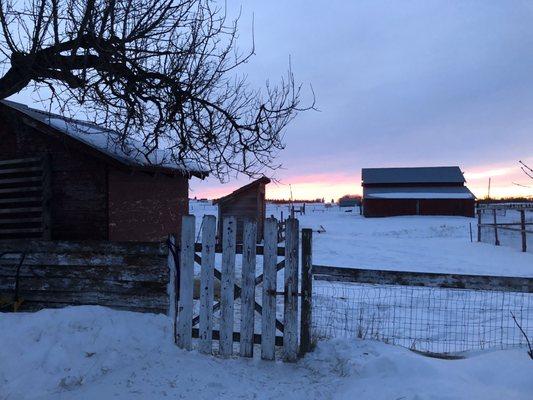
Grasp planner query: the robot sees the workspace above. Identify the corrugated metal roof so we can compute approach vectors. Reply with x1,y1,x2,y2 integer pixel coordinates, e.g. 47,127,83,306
1,100,208,178
362,166,465,184
363,186,475,199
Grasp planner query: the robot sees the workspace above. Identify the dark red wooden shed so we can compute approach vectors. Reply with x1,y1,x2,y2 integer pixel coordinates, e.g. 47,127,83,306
0,100,207,242
362,166,475,218
213,177,270,243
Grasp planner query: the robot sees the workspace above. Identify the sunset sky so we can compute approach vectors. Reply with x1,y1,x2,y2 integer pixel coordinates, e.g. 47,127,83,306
8,1,533,200
188,0,533,200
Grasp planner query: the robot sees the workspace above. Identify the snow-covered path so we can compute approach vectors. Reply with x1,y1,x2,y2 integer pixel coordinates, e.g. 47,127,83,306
1,307,532,400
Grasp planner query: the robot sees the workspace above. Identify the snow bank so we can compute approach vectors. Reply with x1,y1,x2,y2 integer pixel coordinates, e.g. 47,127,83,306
1,306,532,399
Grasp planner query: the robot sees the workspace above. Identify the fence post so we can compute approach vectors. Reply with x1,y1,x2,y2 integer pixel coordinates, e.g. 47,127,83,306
477,209,481,242
493,209,500,246
300,228,313,356
261,217,278,361
199,215,216,354
240,220,257,357
283,217,299,362
521,210,527,252
177,215,195,350
220,217,236,358
167,234,178,344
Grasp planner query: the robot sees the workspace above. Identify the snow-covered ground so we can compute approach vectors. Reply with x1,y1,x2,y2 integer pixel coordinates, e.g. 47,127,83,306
190,201,533,277
1,306,532,400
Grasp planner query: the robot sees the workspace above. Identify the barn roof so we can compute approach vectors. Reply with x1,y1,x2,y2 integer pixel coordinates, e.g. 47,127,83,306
362,166,465,185
213,177,271,205
0,100,209,178
363,186,475,199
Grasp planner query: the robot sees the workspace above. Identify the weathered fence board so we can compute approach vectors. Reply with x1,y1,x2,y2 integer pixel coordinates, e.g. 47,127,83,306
261,217,278,360
312,265,533,293
167,234,178,341
240,220,257,357
177,215,195,350
300,228,313,356
283,217,299,362
199,215,216,354
220,217,236,357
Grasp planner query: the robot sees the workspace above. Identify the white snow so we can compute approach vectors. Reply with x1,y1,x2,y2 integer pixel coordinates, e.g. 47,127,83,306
1,306,532,400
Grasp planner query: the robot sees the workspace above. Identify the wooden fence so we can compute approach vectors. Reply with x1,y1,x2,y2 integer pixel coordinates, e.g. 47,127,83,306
0,156,51,240
0,240,169,313
171,215,313,362
477,208,532,252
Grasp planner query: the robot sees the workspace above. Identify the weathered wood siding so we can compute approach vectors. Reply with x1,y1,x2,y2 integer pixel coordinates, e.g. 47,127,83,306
363,198,475,218
217,184,266,243
0,109,108,240
0,240,169,313
108,170,188,242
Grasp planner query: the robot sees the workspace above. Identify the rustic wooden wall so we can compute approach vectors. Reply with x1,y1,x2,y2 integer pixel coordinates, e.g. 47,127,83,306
108,170,188,242
363,198,475,218
0,240,169,313
0,109,109,240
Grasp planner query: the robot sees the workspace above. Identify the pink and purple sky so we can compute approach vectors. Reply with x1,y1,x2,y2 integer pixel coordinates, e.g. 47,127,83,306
189,1,533,200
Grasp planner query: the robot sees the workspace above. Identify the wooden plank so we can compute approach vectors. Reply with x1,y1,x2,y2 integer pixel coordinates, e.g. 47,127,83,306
194,242,285,256
167,234,178,343
41,153,52,240
0,157,43,167
312,265,533,293
240,220,257,357
177,215,195,350
521,210,527,253
0,217,42,224
493,209,500,246
0,240,167,255
300,228,313,356
192,328,283,346
261,217,278,360
220,217,236,357
283,217,299,362
199,215,216,354
0,228,43,234
0,197,42,204
0,186,42,195
0,166,42,175
0,176,42,185
0,207,42,214
0,252,166,267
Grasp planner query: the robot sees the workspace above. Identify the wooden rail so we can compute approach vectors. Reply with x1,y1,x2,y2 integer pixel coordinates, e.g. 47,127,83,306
312,265,533,293
477,208,532,252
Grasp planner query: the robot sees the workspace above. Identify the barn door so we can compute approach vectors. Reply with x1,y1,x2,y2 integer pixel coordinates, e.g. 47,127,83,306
0,155,52,239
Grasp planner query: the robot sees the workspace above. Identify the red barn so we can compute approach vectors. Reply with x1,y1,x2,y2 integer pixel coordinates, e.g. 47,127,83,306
0,100,207,241
362,166,475,218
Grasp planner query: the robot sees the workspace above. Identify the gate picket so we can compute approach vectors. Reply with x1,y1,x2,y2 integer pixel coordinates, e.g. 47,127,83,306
261,217,278,360
240,220,257,357
177,215,195,350
283,217,299,361
199,215,216,354
220,217,236,357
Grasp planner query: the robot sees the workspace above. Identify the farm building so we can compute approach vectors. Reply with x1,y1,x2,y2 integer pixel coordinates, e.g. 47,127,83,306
213,177,270,243
338,195,361,208
0,100,208,242
362,166,475,217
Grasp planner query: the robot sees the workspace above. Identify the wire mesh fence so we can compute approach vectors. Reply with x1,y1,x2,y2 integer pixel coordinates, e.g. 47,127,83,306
478,207,533,253
312,278,533,354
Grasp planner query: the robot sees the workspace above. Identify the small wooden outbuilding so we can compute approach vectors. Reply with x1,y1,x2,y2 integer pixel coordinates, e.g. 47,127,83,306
362,166,475,218
0,100,208,242
213,177,270,243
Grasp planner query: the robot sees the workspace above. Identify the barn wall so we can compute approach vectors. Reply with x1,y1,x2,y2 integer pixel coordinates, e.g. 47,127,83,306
108,170,188,242
0,109,109,240
363,198,475,218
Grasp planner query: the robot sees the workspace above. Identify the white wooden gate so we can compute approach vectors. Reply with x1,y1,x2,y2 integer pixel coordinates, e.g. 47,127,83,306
169,215,304,361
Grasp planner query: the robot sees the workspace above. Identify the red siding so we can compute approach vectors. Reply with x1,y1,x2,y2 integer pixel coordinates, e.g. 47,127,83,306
108,170,188,241
363,198,475,218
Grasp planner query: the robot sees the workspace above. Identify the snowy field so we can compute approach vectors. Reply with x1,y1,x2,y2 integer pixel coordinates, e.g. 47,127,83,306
1,306,532,400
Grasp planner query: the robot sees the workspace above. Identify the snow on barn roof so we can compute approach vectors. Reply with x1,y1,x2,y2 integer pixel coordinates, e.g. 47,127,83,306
364,186,475,199
362,166,465,185
1,100,209,178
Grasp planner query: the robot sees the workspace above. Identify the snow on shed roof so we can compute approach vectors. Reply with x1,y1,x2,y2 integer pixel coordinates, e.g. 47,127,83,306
1,100,209,178
362,166,465,185
363,186,475,199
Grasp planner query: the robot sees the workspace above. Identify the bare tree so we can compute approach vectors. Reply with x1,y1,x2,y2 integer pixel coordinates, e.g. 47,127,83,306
0,0,312,179
520,161,533,180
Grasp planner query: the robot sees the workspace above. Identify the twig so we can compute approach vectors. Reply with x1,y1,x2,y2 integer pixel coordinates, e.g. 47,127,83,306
511,311,533,359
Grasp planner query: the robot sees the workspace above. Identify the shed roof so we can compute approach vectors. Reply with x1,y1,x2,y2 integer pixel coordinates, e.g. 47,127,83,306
213,177,271,205
1,100,209,178
362,166,465,185
363,186,475,199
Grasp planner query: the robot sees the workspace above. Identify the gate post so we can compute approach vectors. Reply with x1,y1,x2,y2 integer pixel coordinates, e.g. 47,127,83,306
300,228,313,356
